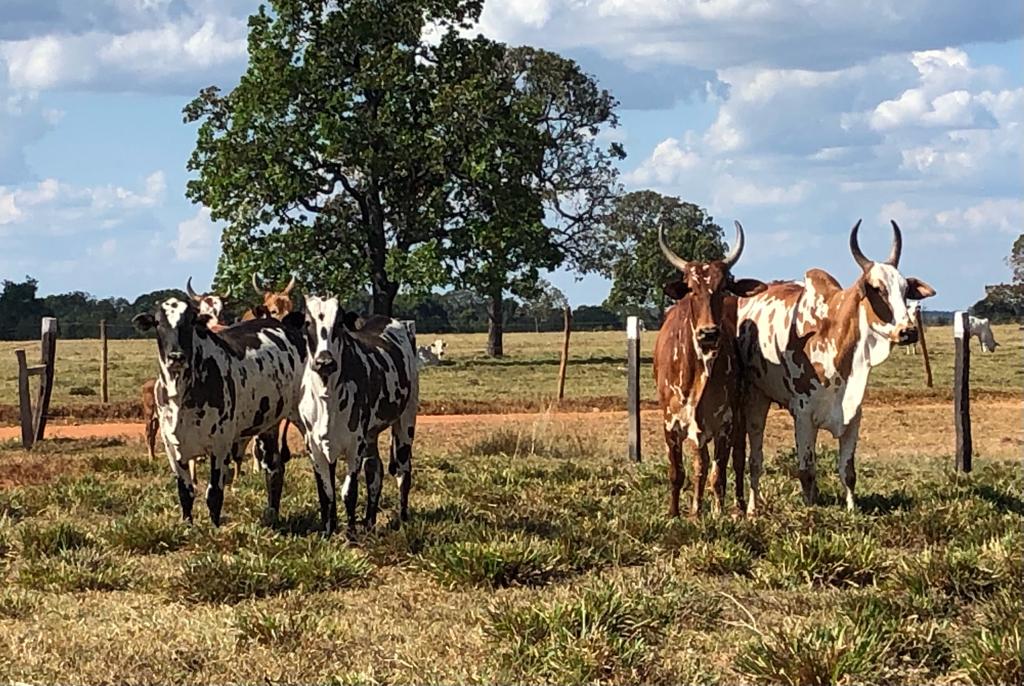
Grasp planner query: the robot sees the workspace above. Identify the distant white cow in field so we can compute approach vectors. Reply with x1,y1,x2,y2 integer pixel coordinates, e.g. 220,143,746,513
969,316,999,352
417,338,447,369
904,302,922,354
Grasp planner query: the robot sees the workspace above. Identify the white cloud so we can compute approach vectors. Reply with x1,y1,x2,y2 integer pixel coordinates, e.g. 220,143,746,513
173,206,220,261
716,176,811,208
624,137,700,186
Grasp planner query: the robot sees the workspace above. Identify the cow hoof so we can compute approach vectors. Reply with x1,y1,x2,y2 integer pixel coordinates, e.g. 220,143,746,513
260,507,279,527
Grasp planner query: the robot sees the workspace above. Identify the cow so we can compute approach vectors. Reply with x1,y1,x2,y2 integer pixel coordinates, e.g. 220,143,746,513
297,296,418,536
737,220,935,513
141,279,231,478
969,316,999,352
417,338,447,368
132,298,307,525
653,221,766,518
903,302,922,354
243,274,297,321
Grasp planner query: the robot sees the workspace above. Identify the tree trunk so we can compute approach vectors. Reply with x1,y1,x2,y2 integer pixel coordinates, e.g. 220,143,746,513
369,280,398,317
487,291,504,357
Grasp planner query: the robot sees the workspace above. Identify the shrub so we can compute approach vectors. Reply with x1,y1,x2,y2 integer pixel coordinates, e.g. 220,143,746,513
756,532,887,589
19,549,139,592
682,539,755,577
174,539,372,604
894,540,1015,603
105,514,190,554
20,521,95,559
486,574,718,684
956,590,1022,686
734,610,894,685
69,385,97,396
0,588,39,619
233,602,321,648
420,537,565,589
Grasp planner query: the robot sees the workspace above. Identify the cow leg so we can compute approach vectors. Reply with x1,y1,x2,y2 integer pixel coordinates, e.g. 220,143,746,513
206,451,228,527
309,445,338,536
166,443,195,523
745,388,771,517
257,431,286,524
389,416,415,524
145,416,158,460
709,436,729,515
363,442,384,531
838,409,862,511
665,425,685,518
686,440,709,518
731,412,746,518
341,450,362,537
795,415,818,506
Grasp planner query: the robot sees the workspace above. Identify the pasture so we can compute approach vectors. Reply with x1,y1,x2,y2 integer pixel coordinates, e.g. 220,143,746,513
0,408,1020,684
0,324,1019,420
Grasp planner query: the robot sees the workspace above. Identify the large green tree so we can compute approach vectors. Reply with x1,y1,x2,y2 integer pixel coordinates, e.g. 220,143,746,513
184,0,482,314
598,191,725,318
441,46,624,356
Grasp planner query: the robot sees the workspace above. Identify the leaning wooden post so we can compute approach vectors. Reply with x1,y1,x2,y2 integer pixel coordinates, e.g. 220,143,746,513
15,349,34,449
626,316,641,463
33,317,57,442
953,311,972,473
916,307,932,388
556,306,572,402
100,319,109,403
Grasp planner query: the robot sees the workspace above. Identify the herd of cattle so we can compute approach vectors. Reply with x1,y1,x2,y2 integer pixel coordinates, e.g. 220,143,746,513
653,219,999,518
132,223,1000,533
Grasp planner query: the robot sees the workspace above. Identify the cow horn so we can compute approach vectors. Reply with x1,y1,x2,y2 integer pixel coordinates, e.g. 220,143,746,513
282,275,297,295
252,273,263,295
849,219,871,271
722,221,745,269
886,220,902,267
658,223,690,272
186,277,200,301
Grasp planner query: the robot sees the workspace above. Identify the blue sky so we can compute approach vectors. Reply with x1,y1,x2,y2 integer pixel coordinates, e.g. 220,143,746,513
0,1,1021,311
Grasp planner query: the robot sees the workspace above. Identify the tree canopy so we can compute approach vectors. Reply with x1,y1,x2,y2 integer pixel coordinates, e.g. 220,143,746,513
597,190,726,318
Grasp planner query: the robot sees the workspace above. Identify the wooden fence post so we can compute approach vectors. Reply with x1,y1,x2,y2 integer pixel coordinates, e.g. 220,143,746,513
556,306,572,402
953,311,972,473
916,307,932,388
626,316,641,463
33,317,57,442
15,349,34,449
100,319,109,403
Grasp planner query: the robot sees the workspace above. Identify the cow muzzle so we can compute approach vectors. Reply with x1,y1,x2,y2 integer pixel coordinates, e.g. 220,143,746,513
696,326,720,353
312,352,337,378
896,327,919,346
165,351,187,374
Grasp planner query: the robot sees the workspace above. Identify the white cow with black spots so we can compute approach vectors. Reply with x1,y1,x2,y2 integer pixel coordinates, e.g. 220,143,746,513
133,298,307,525
417,338,447,368
298,296,418,536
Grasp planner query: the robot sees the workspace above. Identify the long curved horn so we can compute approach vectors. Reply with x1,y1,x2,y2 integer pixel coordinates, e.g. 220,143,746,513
186,277,200,301
886,220,902,267
849,219,871,271
722,221,745,269
252,273,263,295
658,223,690,272
282,274,297,295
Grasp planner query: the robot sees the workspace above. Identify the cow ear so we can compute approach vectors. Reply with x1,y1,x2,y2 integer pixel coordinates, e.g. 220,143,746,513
342,311,361,330
906,277,936,300
729,278,767,297
132,313,156,331
663,277,689,300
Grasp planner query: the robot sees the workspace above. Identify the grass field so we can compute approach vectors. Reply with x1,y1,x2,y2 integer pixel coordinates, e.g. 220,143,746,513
0,324,1019,421
0,415,1020,684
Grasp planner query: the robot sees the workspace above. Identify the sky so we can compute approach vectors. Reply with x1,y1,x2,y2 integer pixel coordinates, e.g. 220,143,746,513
0,1,1021,311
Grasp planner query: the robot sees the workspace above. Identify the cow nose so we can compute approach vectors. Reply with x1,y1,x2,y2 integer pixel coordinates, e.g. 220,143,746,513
899,327,918,345
167,351,186,364
313,352,337,376
697,326,720,343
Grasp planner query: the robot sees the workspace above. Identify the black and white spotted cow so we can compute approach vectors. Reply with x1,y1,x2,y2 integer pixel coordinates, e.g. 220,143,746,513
298,296,418,536
132,298,307,525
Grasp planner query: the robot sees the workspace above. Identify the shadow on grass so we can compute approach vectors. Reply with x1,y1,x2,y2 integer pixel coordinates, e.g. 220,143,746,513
859,491,916,514
973,484,1024,516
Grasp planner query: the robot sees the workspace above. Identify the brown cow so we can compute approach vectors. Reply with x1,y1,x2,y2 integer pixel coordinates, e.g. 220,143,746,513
243,274,297,320
653,222,765,518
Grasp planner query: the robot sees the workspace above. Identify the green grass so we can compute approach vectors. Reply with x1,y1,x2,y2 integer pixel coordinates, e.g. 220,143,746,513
0,324,1018,415
0,427,1019,683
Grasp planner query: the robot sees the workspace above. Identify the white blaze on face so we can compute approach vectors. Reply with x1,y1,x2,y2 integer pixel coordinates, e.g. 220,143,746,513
864,263,914,338
161,298,188,329
305,295,341,360
198,296,224,321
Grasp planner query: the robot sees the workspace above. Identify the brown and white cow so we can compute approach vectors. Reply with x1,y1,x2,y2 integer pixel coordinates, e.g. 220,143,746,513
653,222,766,518
737,220,935,513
